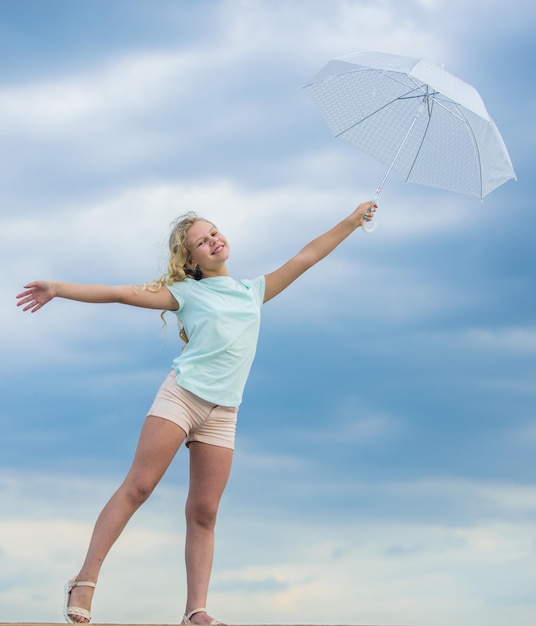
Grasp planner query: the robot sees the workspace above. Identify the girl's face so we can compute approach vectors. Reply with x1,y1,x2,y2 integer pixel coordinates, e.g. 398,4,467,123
186,220,230,277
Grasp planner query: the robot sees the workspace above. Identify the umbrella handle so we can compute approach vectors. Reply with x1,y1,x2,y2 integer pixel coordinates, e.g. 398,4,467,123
362,217,377,234
362,197,378,234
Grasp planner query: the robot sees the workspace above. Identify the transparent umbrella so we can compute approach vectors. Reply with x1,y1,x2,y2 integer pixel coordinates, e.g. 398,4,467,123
303,50,516,233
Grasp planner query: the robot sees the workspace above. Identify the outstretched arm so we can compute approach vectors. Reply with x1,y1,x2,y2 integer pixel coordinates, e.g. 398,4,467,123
16,281,178,313
263,201,376,303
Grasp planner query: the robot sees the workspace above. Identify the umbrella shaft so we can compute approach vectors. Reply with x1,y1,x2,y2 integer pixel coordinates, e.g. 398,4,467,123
375,101,425,199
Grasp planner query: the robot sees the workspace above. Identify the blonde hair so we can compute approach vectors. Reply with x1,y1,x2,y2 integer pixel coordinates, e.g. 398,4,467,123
150,212,216,343
153,211,216,286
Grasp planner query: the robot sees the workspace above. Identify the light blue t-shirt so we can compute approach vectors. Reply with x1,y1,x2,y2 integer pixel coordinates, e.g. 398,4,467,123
166,276,265,407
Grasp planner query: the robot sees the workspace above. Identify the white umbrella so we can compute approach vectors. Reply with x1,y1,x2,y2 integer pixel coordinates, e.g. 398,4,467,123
304,50,516,232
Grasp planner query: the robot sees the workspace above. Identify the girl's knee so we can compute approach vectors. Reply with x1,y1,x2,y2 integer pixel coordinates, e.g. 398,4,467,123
123,477,157,506
185,498,219,529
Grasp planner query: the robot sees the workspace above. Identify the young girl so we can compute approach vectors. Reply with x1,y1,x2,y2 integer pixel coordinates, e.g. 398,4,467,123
16,200,377,626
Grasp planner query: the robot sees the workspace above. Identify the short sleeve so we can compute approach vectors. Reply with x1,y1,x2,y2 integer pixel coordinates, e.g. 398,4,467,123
241,275,265,306
166,279,190,311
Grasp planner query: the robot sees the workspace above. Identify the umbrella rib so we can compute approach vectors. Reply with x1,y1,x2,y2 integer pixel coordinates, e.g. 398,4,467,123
404,95,484,198
432,100,484,197
452,102,484,198
427,95,472,124
333,87,422,138
426,94,485,197
401,73,473,124
404,97,434,183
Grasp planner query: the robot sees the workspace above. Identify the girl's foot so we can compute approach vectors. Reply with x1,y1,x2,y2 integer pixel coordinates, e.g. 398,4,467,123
64,579,96,623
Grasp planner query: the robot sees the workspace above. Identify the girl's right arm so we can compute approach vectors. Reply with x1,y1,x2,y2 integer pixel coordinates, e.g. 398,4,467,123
16,280,178,313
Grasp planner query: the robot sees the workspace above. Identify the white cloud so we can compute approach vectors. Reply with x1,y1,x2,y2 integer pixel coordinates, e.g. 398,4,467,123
0,51,192,136
460,326,536,353
0,0,457,193
2,469,536,624
380,477,536,519
292,394,405,445
218,0,447,64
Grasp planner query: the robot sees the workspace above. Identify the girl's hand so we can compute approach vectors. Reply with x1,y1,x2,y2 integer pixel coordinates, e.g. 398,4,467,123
16,281,56,312
354,201,378,227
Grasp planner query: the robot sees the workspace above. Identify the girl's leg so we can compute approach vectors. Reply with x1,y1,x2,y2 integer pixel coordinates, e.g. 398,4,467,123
67,416,187,623
183,442,233,625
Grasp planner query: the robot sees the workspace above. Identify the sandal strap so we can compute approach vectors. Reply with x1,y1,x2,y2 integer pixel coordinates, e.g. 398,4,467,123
68,579,97,590
183,608,207,622
66,606,91,620
182,609,224,626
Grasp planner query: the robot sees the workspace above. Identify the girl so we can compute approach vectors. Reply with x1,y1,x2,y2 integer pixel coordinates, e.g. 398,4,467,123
16,201,377,626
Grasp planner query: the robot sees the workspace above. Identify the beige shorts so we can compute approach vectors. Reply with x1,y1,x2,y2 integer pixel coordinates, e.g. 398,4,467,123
147,371,238,450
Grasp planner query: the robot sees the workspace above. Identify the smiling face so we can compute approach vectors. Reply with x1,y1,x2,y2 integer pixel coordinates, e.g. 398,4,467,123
186,219,230,277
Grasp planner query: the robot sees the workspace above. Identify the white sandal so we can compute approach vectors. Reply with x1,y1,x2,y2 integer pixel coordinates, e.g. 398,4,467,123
64,578,96,623
181,607,224,625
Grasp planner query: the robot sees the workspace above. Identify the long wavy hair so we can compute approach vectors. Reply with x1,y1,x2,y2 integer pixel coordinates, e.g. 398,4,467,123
150,211,216,342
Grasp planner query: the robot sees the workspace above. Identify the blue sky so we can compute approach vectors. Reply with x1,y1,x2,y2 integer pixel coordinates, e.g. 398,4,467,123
1,0,535,624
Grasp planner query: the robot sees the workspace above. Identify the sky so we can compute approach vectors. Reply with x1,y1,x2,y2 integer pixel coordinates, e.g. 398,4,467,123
1,0,535,625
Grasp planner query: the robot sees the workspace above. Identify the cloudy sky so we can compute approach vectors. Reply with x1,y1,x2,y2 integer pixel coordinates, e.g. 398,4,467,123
1,1,535,625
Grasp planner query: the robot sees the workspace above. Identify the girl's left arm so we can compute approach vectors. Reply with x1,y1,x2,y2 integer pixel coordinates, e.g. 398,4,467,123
263,201,376,303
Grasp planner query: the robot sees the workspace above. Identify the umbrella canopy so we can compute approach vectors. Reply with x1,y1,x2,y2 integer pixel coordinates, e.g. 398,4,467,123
304,50,516,200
